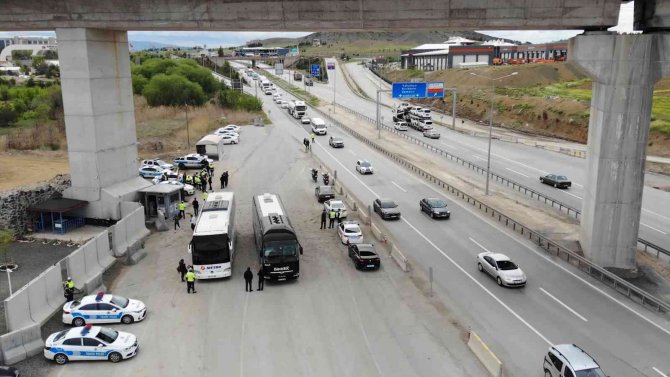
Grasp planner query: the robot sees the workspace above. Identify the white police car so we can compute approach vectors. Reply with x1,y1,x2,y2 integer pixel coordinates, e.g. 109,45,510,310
44,324,138,365
62,292,147,326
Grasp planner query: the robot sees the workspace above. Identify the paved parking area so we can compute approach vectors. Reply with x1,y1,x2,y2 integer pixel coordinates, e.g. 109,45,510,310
15,120,485,377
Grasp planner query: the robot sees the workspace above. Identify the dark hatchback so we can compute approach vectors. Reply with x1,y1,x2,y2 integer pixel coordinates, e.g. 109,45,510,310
373,198,401,220
348,243,380,270
420,198,451,219
315,186,335,202
540,174,572,189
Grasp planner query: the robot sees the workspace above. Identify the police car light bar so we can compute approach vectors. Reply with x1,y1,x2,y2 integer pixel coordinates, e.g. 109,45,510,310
81,324,93,334
95,292,105,301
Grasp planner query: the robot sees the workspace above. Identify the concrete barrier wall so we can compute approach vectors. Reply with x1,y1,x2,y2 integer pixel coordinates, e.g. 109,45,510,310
44,264,64,311
391,244,409,272
111,217,129,256
21,323,43,357
344,195,358,212
26,272,50,325
81,240,104,293
3,288,34,332
371,223,385,242
123,205,149,249
65,246,87,290
96,232,115,270
468,331,503,377
0,329,26,364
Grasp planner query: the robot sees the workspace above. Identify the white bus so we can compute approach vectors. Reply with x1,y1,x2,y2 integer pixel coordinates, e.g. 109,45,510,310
188,191,236,279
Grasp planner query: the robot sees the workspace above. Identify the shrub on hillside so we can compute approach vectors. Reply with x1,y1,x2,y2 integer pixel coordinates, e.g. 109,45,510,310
218,89,262,112
143,74,207,107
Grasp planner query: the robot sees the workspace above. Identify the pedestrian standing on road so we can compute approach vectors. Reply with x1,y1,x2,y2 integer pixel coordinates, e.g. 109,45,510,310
173,213,181,230
328,209,336,228
208,164,214,177
244,267,254,292
257,268,264,291
224,171,229,188
194,175,202,191
220,173,225,189
310,132,315,145
192,198,200,216
190,214,196,231
178,200,186,219
208,175,213,191
63,277,75,302
186,267,197,293
177,259,187,282
320,208,327,229
336,210,341,225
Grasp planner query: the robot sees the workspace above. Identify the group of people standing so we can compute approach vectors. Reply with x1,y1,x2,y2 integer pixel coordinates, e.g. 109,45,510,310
184,167,213,192
320,208,342,229
172,165,232,231
176,261,267,294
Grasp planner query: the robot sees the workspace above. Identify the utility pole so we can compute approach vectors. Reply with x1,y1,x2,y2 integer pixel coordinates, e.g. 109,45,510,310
185,103,190,150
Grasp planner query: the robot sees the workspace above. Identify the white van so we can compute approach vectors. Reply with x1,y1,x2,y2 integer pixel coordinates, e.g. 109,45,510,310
310,118,327,135
273,93,283,103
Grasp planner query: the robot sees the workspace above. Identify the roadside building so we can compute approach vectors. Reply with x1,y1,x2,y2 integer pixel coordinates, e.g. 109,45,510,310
0,35,57,62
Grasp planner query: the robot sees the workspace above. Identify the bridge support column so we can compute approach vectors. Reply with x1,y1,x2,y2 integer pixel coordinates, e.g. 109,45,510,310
569,32,670,274
56,28,150,220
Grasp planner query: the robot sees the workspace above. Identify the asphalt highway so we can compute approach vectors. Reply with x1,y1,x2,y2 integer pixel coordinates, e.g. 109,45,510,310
258,59,670,254
250,70,670,377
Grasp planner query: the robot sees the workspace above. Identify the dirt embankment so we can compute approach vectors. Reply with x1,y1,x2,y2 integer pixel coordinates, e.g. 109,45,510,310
382,63,670,157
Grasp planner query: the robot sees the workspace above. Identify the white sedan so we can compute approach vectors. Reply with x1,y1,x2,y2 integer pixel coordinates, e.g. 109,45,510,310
337,221,364,245
159,180,195,195
221,134,239,144
477,252,527,287
44,325,138,365
280,100,289,109
301,116,311,124
223,124,241,133
63,293,147,326
324,199,348,218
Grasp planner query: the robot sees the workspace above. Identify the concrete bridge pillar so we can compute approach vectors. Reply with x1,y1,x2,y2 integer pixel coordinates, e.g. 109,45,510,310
569,32,670,274
56,28,150,220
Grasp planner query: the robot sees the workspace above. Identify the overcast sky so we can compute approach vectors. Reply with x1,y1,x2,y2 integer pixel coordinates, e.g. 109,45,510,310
0,2,634,47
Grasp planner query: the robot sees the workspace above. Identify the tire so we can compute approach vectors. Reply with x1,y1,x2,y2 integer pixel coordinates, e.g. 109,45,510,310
431,212,435,219
121,315,134,324
553,183,557,188
72,317,85,327
545,371,552,377
477,263,484,272
179,163,186,170
108,352,122,363
54,353,68,365
497,277,503,286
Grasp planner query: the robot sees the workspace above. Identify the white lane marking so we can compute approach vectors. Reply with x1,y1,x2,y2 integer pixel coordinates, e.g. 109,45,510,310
391,181,407,193
348,150,357,156
472,155,487,161
506,168,529,178
440,141,459,149
562,191,583,200
572,182,584,188
457,140,550,175
240,292,249,377
317,103,670,339
641,222,668,235
643,208,670,222
653,367,669,377
539,287,588,322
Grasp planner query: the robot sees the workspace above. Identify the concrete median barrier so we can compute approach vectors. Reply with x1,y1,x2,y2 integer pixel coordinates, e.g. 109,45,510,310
21,323,43,357
468,331,503,377
111,218,129,256
344,195,358,212
45,264,65,311
96,232,115,270
391,244,409,272
371,222,385,242
3,287,35,332
65,246,87,291
82,240,105,293
26,272,51,325
358,209,369,225
0,328,26,364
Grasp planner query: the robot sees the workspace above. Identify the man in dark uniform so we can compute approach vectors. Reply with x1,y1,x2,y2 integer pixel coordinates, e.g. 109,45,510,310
220,173,225,189
192,198,200,216
257,268,265,291
208,175,213,191
244,267,254,292
320,208,327,229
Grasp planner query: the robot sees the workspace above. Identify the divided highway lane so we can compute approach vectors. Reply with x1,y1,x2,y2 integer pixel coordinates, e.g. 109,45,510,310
257,86,670,377
279,59,670,251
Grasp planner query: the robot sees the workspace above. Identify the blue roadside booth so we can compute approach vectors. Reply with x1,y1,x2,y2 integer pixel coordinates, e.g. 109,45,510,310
28,198,88,235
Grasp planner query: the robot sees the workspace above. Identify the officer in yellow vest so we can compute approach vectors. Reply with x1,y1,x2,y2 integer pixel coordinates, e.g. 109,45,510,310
178,201,186,219
194,175,202,191
185,268,197,294
63,277,75,301
328,209,336,229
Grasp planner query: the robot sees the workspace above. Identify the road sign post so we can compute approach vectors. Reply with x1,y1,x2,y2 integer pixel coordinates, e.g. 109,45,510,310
391,82,445,99
311,64,320,78
327,61,336,113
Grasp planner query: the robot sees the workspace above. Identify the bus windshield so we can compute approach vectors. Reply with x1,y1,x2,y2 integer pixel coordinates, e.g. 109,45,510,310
192,234,230,264
262,240,299,260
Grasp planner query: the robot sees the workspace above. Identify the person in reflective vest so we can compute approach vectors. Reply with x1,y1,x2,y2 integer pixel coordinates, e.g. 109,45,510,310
63,277,75,301
178,201,186,219
328,209,336,229
194,175,201,190
185,268,197,294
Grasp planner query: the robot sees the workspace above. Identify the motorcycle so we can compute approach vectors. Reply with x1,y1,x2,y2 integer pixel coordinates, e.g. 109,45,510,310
322,172,330,185
311,169,318,183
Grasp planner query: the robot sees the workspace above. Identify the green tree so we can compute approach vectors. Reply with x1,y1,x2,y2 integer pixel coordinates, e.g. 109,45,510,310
0,103,18,127
136,58,178,79
11,50,33,61
131,74,148,95
169,62,219,94
142,73,207,107
45,65,60,79
19,65,30,75
0,229,15,269
218,47,224,57
43,50,58,59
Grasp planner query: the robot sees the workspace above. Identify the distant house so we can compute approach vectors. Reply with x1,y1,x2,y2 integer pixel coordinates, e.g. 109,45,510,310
312,38,321,47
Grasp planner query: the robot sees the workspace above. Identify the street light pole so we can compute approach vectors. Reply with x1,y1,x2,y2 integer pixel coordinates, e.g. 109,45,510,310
333,61,336,113
185,103,190,150
469,71,518,195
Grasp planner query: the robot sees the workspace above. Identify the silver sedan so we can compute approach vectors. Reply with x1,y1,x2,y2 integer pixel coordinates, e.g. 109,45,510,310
477,252,526,287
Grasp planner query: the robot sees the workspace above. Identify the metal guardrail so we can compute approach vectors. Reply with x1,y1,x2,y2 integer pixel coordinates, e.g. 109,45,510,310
311,106,670,313
266,67,670,262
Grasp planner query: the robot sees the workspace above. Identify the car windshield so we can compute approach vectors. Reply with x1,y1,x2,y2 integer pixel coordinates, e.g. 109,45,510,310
330,201,345,209
110,296,129,308
381,201,397,208
156,160,168,165
496,260,518,270
557,175,568,180
53,330,68,342
263,240,299,259
575,369,607,377
333,138,342,142
95,328,119,344
427,199,447,208
345,226,361,234
320,186,333,194
360,251,377,257
360,161,371,167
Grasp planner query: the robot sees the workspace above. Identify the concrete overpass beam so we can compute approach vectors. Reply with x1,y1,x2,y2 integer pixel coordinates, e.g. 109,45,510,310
569,32,670,273
56,28,149,220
